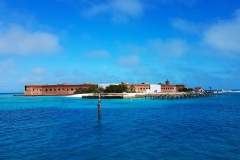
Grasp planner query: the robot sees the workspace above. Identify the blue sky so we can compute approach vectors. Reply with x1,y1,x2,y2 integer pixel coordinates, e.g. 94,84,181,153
1,0,240,92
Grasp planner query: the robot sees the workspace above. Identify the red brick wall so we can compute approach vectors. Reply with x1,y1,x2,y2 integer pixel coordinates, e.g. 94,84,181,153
24,84,97,96
161,84,176,92
126,84,150,93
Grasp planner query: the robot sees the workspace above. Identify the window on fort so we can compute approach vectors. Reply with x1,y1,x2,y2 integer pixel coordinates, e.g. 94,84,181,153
63,88,64,91
71,88,73,91
46,89,48,91
54,89,56,91
58,89,60,91
50,89,52,91
40,89,42,91
33,89,34,91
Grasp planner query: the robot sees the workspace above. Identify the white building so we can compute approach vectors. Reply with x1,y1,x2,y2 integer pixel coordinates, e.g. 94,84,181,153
150,84,161,93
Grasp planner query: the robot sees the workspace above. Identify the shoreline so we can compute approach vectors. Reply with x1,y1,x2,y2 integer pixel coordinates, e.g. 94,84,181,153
13,91,227,98
69,92,217,99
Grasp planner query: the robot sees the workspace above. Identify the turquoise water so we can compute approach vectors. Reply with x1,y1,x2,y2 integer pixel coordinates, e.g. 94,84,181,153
0,93,240,159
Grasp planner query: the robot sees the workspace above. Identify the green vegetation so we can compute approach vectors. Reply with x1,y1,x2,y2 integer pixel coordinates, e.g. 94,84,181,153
74,85,128,94
74,86,103,94
104,84,128,93
178,88,194,92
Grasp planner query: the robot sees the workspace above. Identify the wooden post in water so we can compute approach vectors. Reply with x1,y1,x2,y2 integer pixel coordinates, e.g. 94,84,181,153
97,94,101,118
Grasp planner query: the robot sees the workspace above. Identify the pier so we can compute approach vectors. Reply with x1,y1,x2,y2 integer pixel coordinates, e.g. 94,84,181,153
134,91,220,100
82,91,220,100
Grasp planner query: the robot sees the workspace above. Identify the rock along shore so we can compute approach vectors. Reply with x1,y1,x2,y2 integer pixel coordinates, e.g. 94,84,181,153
81,92,219,99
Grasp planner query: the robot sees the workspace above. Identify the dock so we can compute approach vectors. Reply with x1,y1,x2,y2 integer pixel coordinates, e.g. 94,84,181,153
82,94,124,99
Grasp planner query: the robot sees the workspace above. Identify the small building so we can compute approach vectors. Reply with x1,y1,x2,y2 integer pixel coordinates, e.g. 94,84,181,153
195,87,204,92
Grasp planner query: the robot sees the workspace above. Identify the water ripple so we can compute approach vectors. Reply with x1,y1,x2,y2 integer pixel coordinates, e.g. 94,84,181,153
0,93,240,159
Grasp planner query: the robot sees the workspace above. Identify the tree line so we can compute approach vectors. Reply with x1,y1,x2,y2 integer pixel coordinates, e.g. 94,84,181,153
74,84,130,94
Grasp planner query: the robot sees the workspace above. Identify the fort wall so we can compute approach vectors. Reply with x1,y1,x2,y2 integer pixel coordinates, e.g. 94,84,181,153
24,83,97,96
24,80,188,96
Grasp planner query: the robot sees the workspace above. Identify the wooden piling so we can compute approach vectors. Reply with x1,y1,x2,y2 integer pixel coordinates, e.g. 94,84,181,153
97,94,101,118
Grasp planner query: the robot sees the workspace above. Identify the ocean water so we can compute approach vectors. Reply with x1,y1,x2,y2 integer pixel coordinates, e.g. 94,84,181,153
0,93,240,160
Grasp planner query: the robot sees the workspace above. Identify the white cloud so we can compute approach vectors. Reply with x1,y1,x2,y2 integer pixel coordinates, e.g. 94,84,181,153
0,25,61,55
156,0,199,6
117,55,140,67
31,67,48,74
112,0,143,16
148,38,189,57
170,18,200,34
203,10,240,54
84,50,109,58
82,0,143,22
